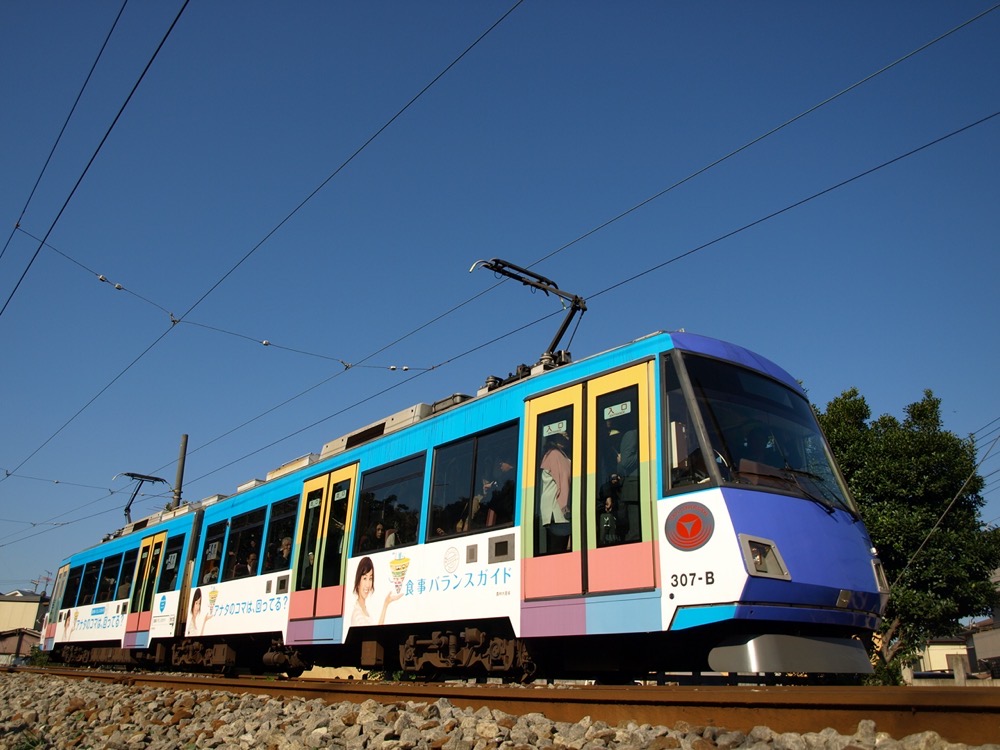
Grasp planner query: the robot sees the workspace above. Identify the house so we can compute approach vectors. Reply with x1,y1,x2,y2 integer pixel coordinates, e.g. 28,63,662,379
0,589,49,665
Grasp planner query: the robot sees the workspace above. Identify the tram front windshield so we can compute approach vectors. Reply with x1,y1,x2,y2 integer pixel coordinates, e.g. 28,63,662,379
670,352,857,516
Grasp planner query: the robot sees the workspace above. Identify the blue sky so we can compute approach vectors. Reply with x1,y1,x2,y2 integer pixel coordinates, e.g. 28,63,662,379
1,2,997,594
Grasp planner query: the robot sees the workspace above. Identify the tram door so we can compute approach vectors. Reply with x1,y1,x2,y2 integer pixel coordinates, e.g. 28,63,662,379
523,385,584,599
585,363,656,593
289,463,358,622
522,363,656,600
125,531,166,635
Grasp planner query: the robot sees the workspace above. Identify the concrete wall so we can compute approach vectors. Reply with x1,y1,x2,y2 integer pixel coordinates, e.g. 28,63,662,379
0,597,46,631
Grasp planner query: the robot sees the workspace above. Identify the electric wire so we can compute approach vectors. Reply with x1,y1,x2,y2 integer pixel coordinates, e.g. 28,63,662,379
0,0,191,321
4,0,977,498
8,0,987,475
170,0,526,330
891,429,1000,588
0,486,168,547
13,226,174,316
182,304,561,488
588,111,1000,301
974,416,1000,436
4,14,998,553
525,2,1000,269
0,0,129,268
291,2,1000,368
177,320,427,370
0,1,523,485
6,111,994,547
15,227,429,369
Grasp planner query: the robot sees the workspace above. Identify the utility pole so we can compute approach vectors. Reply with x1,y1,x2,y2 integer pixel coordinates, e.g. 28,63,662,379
171,433,188,510
30,571,52,596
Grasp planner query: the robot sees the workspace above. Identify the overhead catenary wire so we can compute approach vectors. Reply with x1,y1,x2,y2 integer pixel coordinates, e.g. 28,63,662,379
0,0,129,268
21,1,994,385
526,2,1000,271
0,0,191,322
13,226,431,369
974,416,1000,436
891,430,1000,588
5,110,996,549
0,1,524,486
202,1,1000,376
2,0,983,511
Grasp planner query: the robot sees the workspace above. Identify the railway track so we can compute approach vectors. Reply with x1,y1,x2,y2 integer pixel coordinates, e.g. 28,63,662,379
16,668,1000,745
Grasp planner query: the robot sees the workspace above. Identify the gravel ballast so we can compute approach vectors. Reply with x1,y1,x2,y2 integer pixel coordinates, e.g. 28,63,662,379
1,672,995,750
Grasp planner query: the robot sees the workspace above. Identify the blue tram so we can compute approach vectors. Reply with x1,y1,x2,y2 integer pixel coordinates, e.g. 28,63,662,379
43,330,889,679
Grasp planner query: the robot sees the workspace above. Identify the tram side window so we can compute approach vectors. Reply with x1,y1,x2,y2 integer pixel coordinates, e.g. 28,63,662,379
225,509,265,580
118,548,139,599
95,553,123,603
64,566,83,609
534,407,574,556
157,534,186,593
429,423,518,538
78,560,101,605
354,454,425,554
200,522,226,585
263,497,299,572
596,385,641,545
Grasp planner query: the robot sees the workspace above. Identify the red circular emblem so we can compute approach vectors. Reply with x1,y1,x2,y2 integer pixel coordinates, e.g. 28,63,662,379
665,501,714,551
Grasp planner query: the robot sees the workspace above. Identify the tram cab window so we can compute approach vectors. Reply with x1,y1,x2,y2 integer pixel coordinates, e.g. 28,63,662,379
263,496,299,572
665,351,856,514
429,423,518,539
354,454,425,554
157,534,186,592
225,509,265,580
664,354,711,489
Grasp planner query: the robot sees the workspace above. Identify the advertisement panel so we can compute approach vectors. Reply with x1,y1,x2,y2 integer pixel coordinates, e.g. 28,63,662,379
343,528,520,637
185,572,291,638
52,601,128,644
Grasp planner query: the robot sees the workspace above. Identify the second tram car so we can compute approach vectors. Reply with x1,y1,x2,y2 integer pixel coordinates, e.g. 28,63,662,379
42,330,890,679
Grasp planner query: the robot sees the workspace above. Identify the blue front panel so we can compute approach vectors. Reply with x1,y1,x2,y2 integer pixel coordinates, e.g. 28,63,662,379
724,488,882,612
670,332,801,393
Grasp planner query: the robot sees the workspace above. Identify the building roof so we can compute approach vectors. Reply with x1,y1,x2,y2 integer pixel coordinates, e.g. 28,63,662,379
0,591,48,603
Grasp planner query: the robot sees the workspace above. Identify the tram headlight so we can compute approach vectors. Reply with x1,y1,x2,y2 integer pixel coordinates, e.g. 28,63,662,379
738,534,790,580
872,558,890,593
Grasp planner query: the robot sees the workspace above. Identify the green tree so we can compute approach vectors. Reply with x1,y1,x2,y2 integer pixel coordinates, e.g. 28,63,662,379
817,388,1000,681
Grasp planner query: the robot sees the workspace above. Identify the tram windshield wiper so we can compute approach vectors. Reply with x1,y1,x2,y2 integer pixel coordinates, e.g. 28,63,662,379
731,461,836,514
778,467,837,514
